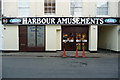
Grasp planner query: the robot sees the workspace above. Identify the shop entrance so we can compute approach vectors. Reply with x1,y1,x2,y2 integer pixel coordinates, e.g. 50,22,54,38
19,26,45,51
62,26,89,51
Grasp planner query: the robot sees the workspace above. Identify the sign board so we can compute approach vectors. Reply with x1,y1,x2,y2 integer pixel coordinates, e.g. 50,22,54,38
2,17,120,25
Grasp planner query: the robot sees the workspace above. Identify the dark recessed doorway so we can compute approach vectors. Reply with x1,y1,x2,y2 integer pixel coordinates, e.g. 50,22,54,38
62,25,89,51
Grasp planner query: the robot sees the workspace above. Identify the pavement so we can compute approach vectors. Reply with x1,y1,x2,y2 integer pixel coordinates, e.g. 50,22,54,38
1,51,119,58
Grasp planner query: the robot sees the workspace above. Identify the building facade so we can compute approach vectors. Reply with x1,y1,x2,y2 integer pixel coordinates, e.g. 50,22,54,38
1,0,120,52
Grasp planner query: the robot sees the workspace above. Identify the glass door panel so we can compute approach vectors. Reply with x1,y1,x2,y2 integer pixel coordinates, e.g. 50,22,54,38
63,33,75,50
28,26,36,47
37,26,44,47
82,43,87,50
81,33,88,50
69,33,74,42
76,33,81,42
28,26,45,48
82,33,87,42
76,43,81,50
63,33,69,43
63,33,74,43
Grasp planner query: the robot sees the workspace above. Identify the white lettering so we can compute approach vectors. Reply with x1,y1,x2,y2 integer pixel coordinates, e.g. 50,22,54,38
22,17,105,25
51,18,55,24
95,18,100,24
32,18,36,24
28,18,33,24
57,18,62,24
90,18,95,24
36,18,42,24
99,18,104,24
86,18,91,24
42,18,46,24
80,18,86,24
62,18,68,24
22,18,28,24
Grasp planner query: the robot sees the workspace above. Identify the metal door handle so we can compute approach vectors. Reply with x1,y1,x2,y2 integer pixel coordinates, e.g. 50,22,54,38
20,44,25,46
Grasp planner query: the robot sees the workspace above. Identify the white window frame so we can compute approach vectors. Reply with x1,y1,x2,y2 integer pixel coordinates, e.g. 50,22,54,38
97,0,109,16
70,0,83,16
44,0,56,16
18,0,30,17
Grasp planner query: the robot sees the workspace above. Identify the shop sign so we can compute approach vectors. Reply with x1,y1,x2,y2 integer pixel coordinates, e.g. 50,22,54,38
2,17,120,25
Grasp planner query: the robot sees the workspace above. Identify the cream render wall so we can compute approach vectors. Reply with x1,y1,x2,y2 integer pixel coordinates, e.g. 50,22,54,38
56,0,70,16
109,1,118,17
30,0,44,17
3,26,19,51
56,0,96,17
2,0,120,17
118,25,120,51
30,1,36,17
3,1,18,17
98,26,118,51
56,0,119,17
46,25,61,51
118,1,120,17
83,1,96,17
0,21,3,51
82,1,90,17
3,0,44,17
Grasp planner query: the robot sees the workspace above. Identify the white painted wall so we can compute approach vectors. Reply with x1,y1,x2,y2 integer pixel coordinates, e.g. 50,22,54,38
0,21,3,51
3,1,18,17
118,25,120,51
3,0,120,17
119,1,120,17
3,26,19,51
0,21,2,80
56,0,70,16
89,25,98,51
83,1,96,17
30,0,44,17
98,26,119,51
109,1,118,17
46,25,61,51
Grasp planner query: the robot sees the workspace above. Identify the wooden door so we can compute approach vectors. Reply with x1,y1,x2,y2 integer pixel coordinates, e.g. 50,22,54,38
19,26,45,52
19,26,27,51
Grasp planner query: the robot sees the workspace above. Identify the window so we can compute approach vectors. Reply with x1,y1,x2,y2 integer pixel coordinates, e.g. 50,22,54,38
71,0,82,16
28,26,45,48
18,0,30,17
97,0,108,15
44,0,55,15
